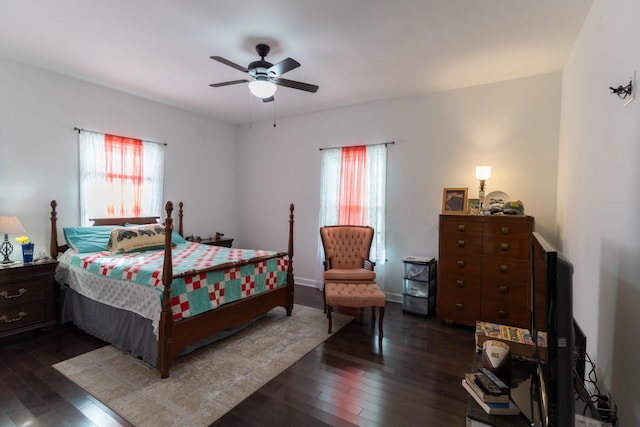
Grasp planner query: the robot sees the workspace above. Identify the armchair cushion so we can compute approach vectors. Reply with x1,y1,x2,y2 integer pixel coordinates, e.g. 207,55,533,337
323,268,376,283
325,283,386,308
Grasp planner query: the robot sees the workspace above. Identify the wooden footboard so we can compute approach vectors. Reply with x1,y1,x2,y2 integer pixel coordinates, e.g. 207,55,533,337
50,200,295,378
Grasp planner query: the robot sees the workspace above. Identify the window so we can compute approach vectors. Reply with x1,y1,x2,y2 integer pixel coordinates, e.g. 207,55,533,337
319,144,387,262
78,130,165,225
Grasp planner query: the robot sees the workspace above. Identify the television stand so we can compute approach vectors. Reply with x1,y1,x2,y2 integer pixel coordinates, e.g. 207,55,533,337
466,354,541,426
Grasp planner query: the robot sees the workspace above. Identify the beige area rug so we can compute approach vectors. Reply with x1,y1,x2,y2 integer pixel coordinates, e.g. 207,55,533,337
53,304,352,427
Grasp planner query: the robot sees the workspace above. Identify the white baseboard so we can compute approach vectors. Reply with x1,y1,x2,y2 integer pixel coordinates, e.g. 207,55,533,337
385,292,402,304
294,276,320,289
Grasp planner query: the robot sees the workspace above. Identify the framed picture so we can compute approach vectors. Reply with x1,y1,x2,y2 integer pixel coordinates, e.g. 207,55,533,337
468,198,481,215
442,188,468,214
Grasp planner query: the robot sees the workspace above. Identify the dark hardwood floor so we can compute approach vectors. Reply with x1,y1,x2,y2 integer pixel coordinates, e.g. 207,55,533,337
0,285,475,426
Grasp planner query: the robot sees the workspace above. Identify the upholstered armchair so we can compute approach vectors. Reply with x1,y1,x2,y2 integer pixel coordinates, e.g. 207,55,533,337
320,225,376,285
320,225,385,336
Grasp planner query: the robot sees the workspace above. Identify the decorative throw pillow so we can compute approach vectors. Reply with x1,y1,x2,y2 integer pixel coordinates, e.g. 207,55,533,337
107,224,167,253
124,222,187,245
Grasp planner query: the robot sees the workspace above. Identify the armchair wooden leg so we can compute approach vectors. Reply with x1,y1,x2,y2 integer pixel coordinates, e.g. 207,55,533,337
378,306,384,337
327,306,333,334
323,283,327,314
371,306,376,324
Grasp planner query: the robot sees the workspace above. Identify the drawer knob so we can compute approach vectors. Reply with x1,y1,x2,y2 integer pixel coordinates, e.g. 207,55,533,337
457,239,465,248
455,303,463,311
499,286,508,294
456,280,464,288
498,310,507,318
457,225,466,232
500,264,508,272
0,311,27,323
0,288,27,299
456,260,465,268
501,243,509,251
501,227,510,234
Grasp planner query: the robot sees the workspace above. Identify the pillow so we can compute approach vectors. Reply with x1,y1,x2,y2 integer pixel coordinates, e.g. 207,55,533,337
63,226,116,253
124,222,187,245
107,224,167,253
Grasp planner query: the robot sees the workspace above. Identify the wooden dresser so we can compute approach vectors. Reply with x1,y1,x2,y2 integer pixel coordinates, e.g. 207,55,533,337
437,214,534,328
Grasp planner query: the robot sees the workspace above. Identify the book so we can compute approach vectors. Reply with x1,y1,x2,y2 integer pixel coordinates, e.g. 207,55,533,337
464,373,510,403
462,379,520,415
475,321,548,360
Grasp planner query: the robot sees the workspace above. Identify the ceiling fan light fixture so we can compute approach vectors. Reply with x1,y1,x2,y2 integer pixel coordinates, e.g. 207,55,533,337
248,79,277,99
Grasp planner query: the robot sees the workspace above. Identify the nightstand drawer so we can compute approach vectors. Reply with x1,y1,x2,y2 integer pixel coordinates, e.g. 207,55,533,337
0,301,48,333
0,278,46,308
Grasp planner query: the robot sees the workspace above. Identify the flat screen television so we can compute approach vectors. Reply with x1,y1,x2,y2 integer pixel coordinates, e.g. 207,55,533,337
531,231,575,427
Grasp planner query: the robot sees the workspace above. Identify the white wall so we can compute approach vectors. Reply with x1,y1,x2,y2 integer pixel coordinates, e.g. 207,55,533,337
559,0,640,424
0,57,238,258
236,73,562,302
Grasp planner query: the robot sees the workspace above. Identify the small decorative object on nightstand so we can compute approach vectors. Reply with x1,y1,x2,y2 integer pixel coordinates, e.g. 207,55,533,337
199,236,234,248
0,259,58,338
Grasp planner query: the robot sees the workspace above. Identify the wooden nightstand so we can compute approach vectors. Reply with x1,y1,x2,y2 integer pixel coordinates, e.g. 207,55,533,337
0,259,58,338
199,237,234,248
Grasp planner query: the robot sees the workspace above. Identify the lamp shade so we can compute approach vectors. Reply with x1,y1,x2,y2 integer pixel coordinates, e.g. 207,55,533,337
0,216,26,235
475,166,492,181
248,79,277,99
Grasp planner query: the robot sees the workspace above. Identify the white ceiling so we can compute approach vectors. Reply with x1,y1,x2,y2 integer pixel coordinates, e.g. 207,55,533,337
0,0,592,126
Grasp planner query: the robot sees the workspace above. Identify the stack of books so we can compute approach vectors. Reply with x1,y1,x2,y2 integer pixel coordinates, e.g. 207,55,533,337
462,372,520,415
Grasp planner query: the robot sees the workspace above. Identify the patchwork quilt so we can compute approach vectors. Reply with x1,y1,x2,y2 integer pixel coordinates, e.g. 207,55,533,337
68,242,289,321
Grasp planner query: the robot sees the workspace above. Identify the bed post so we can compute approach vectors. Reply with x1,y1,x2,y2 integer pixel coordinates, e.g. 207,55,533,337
286,203,295,315
158,201,174,378
178,201,184,237
50,200,58,258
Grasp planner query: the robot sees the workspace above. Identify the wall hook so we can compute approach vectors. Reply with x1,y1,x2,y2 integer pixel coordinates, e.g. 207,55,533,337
609,80,633,99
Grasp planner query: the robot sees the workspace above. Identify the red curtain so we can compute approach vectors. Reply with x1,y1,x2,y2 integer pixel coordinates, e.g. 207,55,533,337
104,134,143,217
337,145,366,225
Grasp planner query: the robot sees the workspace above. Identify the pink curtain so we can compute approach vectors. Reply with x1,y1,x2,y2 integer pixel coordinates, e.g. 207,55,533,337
105,134,143,217
337,145,366,225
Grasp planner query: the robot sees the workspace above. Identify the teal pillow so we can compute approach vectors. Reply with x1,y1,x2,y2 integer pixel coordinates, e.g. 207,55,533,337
63,226,115,253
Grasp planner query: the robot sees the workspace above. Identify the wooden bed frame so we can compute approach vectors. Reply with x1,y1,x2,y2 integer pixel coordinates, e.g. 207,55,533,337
49,200,295,378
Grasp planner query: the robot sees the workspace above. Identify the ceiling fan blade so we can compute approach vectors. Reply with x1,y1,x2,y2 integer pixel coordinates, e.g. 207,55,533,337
209,79,249,87
262,96,275,103
274,78,319,93
268,58,300,76
210,56,248,73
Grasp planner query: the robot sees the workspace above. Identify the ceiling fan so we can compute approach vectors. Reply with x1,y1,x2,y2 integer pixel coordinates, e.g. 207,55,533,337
209,43,319,103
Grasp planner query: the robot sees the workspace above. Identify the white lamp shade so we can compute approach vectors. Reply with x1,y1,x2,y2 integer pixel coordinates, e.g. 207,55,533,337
475,166,492,181
0,216,26,235
248,80,277,99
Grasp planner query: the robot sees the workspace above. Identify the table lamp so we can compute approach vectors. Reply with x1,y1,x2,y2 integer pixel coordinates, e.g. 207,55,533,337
475,166,492,207
0,216,26,264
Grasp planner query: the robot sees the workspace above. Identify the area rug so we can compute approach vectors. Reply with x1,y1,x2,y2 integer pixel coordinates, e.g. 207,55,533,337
53,304,352,427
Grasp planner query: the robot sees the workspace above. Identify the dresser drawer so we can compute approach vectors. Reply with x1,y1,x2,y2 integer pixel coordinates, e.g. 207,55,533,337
440,218,483,236
481,257,530,283
480,297,529,328
437,290,481,326
483,220,532,240
482,237,531,259
0,301,49,333
439,235,483,255
438,254,482,276
0,277,47,308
